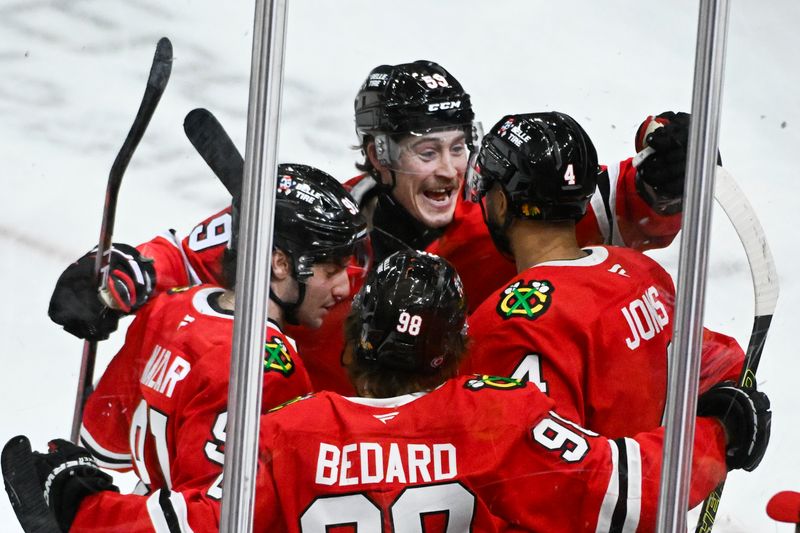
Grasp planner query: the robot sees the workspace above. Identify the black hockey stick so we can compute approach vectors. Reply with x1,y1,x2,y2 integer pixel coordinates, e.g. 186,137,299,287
70,37,173,443
692,166,779,533
2,436,60,532
183,108,244,198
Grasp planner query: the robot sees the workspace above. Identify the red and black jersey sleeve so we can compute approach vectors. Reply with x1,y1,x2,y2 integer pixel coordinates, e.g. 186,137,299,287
135,208,231,294
579,159,682,251
79,301,158,471
71,485,222,533
699,327,746,391
73,288,314,532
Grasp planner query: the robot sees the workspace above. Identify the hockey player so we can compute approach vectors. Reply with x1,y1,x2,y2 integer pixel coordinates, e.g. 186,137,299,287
6,250,771,532
66,164,366,530
255,251,767,532
461,111,744,438
48,61,692,395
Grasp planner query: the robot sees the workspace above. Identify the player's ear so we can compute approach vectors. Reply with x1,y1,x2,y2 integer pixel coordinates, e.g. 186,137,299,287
498,187,508,216
491,184,509,221
271,248,291,281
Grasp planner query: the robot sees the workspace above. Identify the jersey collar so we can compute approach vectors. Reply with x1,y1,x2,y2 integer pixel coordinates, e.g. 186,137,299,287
534,245,609,268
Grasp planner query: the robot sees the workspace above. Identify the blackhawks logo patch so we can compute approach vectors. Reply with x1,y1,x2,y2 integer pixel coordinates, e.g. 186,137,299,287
263,337,294,376
464,375,524,391
496,279,554,320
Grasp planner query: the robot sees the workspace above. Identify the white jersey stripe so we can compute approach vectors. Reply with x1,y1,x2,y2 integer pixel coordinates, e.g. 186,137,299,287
590,187,612,244
146,490,172,533
168,490,196,533
622,438,642,533
161,229,202,286
146,490,196,533
595,439,620,532
606,161,625,246
79,424,132,469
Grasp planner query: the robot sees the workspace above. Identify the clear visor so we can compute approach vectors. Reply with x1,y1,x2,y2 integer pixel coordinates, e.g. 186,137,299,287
464,142,515,204
296,237,372,293
372,122,483,177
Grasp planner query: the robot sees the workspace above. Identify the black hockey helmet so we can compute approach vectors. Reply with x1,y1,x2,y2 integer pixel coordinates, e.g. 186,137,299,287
231,164,368,278
354,60,478,166
352,250,468,374
227,164,369,322
467,112,598,221
270,164,369,280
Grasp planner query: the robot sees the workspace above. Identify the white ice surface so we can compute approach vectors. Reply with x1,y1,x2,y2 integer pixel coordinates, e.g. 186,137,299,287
0,0,798,531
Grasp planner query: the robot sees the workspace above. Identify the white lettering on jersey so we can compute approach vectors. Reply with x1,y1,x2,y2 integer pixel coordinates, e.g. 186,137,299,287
140,345,191,398
622,286,670,350
510,353,549,394
314,442,457,487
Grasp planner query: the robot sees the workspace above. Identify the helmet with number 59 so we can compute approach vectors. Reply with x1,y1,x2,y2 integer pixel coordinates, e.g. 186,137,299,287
354,60,478,168
467,111,598,222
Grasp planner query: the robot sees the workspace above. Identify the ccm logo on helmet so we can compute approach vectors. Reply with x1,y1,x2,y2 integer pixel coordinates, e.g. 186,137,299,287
428,101,462,112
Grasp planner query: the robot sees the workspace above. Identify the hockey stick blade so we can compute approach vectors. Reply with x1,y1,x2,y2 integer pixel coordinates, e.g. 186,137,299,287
694,167,780,533
2,436,60,533
70,37,173,444
183,108,244,199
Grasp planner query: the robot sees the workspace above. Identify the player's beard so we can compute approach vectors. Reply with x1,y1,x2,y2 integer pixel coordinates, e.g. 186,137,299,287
481,200,515,260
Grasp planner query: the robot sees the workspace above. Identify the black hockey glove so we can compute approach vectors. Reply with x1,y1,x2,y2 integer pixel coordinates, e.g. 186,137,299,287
35,438,119,532
2,436,118,533
48,243,156,341
634,111,693,215
697,382,771,472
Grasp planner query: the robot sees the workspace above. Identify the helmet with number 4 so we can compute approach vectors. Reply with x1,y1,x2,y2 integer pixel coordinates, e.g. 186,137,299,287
467,112,598,221
354,60,478,166
352,250,467,374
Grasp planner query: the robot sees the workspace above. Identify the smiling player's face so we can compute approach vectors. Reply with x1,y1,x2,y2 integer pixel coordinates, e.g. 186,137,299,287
382,129,468,229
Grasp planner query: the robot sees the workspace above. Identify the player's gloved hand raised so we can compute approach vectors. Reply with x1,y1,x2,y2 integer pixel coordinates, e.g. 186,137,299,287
634,111,691,216
697,382,771,472
48,243,156,341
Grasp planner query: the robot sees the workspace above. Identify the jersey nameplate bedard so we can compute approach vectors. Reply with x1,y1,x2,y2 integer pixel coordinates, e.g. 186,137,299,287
139,345,191,398
264,337,295,376
315,442,457,487
496,280,554,320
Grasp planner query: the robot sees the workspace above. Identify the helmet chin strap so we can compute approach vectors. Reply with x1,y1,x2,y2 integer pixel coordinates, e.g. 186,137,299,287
269,281,305,326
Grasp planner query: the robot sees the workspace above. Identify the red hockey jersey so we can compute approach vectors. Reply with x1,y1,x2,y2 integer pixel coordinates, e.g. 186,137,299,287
74,284,313,532
131,162,681,395
461,246,743,438
253,375,728,532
